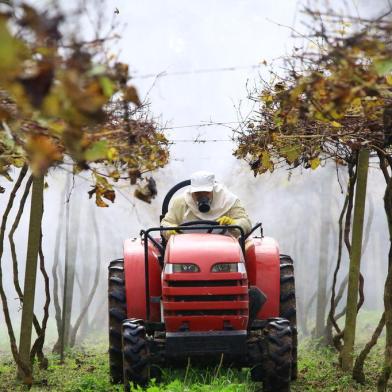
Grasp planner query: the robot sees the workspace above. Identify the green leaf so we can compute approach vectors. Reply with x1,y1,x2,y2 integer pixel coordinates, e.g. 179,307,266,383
94,173,111,187
42,94,62,117
280,145,301,163
84,140,108,161
0,131,15,149
0,17,18,71
89,64,106,76
331,121,342,128
310,157,320,170
146,386,160,392
99,76,114,98
261,150,274,172
374,58,392,76
12,157,25,168
107,147,119,161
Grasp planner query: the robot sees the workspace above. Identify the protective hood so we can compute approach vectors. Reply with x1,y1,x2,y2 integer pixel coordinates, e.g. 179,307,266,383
184,182,238,221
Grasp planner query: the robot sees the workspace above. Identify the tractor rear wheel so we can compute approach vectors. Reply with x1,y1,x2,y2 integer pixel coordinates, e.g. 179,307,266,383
108,258,127,383
280,254,297,380
261,318,292,392
122,319,150,390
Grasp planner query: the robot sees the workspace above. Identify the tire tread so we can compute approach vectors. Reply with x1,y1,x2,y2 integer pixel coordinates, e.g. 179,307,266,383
108,258,126,384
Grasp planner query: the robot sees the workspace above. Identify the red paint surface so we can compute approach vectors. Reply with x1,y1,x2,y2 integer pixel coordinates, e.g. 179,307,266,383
123,238,161,321
162,233,248,332
122,233,280,332
165,233,244,263
245,236,280,319
163,286,248,296
164,315,248,332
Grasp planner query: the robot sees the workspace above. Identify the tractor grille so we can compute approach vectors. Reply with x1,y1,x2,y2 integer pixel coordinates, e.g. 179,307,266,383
168,280,240,287
173,295,238,302
173,309,238,316
163,279,248,317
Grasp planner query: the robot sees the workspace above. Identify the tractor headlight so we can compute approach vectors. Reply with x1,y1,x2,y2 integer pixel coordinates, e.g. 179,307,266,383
164,263,200,273
211,262,246,273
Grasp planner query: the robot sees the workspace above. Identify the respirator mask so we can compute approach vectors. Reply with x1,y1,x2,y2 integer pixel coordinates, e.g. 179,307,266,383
197,195,211,213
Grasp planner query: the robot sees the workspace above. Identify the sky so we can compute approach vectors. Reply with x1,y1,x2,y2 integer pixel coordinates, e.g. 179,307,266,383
114,0,391,178
116,0,300,176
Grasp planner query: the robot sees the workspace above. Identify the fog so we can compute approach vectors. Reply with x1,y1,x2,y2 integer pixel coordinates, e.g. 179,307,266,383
1,0,391,351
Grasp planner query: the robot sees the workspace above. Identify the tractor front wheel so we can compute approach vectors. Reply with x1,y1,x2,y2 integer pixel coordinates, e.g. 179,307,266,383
108,258,126,383
122,319,150,390
261,318,293,392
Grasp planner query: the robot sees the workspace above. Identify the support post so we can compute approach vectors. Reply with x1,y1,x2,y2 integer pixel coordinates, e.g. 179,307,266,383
18,174,44,378
341,149,370,371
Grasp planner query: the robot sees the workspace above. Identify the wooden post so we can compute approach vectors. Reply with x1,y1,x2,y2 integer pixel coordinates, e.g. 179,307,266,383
341,149,370,371
18,174,44,378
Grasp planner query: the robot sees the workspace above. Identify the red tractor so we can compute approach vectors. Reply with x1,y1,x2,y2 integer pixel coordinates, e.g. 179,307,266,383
108,180,297,392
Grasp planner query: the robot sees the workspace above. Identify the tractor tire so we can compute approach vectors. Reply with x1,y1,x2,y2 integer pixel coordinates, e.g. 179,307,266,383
122,319,150,390
261,318,293,392
280,254,298,380
108,258,127,383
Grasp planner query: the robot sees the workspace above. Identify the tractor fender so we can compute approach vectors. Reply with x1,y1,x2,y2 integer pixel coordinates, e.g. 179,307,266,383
245,236,280,319
123,238,162,321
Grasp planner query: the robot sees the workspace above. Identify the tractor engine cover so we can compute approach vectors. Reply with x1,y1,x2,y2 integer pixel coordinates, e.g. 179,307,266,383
162,233,249,333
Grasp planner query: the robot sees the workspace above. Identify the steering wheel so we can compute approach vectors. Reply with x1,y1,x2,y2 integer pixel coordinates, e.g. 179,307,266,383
178,220,228,235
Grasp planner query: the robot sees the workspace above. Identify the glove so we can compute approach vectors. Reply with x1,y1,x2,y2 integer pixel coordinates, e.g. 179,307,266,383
216,216,236,226
166,229,178,236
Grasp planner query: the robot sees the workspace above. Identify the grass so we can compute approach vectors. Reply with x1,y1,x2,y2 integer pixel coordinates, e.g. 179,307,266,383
294,339,385,392
0,337,389,392
0,311,389,391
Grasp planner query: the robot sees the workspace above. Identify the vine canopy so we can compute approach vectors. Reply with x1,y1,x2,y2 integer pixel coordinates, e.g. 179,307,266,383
235,10,392,175
0,3,169,205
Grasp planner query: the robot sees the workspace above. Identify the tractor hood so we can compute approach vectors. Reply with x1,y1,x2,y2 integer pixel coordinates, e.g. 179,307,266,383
165,233,244,264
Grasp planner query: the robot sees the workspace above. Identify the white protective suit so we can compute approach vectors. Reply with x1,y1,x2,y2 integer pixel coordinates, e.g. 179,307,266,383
161,183,252,238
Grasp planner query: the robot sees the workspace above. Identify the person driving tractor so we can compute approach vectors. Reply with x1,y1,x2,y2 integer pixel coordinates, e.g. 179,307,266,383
161,170,252,237
160,170,265,329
